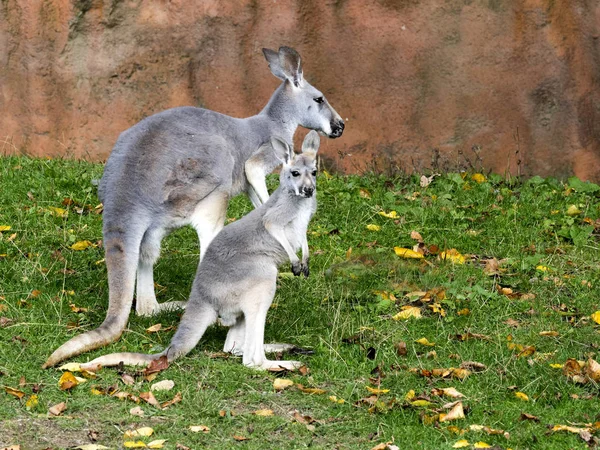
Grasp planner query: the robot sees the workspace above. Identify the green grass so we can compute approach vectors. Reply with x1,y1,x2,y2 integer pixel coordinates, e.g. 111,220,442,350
1,156,600,449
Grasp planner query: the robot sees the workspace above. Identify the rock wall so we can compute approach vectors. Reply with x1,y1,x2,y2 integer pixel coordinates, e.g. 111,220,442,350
1,0,599,179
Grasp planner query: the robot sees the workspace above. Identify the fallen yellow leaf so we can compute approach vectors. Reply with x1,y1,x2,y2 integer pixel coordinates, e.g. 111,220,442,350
591,311,600,325
124,427,154,438
366,224,381,231
4,387,26,399
58,363,81,372
473,442,492,449
552,424,590,433
48,207,68,217
147,440,167,449
25,394,38,410
566,205,581,216
515,392,529,401
0,225,12,232
378,211,398,219
411,399,433,407
539,331,559,337
415,337,435,347
254,409,274,416
328,395,345,404
366,386,390,394
404,389,416,401
71,240,93,251
453,440,470,449
392,306,422,320
58,371,79,390
535,265,551,272
440,249,465,264
123,441,146,448
189,425,210,433
273,378,294,391
394,247,424,259
550,363,563,369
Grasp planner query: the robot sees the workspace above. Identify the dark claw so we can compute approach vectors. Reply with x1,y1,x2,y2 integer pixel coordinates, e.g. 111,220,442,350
292,261,302,276
301,261,310,277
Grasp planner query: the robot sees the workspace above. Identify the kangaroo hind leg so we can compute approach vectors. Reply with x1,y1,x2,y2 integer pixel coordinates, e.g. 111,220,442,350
223,316,295,356
43,221,145,368
191,191,228,261
241,280,303,371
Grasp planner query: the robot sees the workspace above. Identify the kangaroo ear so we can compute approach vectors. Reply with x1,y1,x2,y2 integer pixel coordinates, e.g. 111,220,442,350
278,47,303,88
302,130,320,154
263,48,288,81
270,136,293,165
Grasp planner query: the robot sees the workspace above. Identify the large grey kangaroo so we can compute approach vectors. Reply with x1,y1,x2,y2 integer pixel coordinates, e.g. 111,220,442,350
43,46,344,368
80,132,320,371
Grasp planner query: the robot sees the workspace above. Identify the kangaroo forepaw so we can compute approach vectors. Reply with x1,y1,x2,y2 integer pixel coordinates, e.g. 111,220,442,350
291,261,302,276
301,260,309,277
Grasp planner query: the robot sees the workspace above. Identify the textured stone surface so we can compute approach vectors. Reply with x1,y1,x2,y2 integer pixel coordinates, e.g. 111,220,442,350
1,0,599,179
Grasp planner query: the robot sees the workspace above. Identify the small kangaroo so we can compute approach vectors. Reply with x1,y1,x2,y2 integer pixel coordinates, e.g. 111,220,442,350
80,132,320,371
43,47,343,368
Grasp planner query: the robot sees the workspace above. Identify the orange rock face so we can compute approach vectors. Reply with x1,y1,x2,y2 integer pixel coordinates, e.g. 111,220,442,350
1,0,599,179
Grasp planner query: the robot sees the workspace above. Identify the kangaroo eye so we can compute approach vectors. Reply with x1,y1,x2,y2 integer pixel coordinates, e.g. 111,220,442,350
312,170,317,176
291,171,300,177
313,97,324,104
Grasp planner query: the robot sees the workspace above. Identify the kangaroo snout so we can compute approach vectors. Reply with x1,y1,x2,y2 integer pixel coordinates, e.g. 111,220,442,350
329,119,345,138
301,186,315,197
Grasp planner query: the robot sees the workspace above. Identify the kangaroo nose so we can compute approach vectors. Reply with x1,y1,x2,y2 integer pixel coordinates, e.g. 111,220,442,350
329,119,345,138
302,186,314,197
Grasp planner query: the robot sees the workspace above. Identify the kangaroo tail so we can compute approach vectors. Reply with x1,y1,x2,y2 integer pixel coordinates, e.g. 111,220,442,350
81,350,168,370
81,302,218,370
43,226,142,369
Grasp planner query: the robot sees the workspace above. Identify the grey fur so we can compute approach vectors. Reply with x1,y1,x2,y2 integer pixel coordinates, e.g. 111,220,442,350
43,46,343,368
81,132,321,371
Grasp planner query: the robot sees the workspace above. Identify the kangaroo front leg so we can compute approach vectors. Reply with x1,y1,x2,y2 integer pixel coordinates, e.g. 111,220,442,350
300,233,310,277
264,222,302,275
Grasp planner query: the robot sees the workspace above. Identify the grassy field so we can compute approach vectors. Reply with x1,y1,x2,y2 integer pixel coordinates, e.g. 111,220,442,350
1,156,600,450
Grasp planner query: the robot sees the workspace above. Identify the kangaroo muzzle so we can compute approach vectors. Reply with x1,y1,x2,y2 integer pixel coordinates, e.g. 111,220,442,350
329,119,345,138
300,186,315,198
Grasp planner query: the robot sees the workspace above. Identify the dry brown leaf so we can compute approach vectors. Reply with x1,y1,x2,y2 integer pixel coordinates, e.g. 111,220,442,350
584,358,600,382
49,401,67,416
121,374,135,386
519,412,540,422
160,391,182,409
144,355,169,376
460,361,487,372
293,411,316,424
233,435,249,441
410,231,423,242
395,341,408,356
146,323,162,333
139,391,160,407
439,402,465,422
